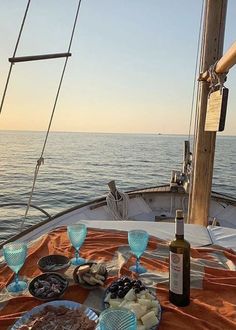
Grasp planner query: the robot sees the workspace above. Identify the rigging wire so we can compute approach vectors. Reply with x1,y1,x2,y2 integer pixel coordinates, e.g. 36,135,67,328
187,0,205,223
21,0,83,230
0,0,32,115
192,0,206,162
187,0,205,143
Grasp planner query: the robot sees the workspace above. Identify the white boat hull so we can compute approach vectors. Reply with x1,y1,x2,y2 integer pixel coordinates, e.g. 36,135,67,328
1,185,236,249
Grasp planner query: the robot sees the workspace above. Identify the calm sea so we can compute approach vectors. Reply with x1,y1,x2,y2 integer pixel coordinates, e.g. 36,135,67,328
0,131,235,243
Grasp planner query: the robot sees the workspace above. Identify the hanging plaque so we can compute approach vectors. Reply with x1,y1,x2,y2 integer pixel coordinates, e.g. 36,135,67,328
205,88,229,132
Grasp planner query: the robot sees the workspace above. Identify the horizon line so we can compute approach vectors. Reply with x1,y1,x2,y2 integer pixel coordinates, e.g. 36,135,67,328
0,128,235,137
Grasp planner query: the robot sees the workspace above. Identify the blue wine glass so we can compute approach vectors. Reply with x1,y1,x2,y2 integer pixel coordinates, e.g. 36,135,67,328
3,242,28,293
99,308,136,330
67,224,87,265
128,230,149,274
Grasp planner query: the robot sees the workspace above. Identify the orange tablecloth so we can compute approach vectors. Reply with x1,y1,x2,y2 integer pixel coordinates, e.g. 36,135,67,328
0,226,236,330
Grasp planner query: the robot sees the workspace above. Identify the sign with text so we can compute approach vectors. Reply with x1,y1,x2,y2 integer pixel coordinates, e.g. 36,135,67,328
205,88,228,132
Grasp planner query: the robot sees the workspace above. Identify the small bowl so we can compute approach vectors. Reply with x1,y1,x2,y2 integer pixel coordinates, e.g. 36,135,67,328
38,254,71,273
73,262,108,290
29,272,68,301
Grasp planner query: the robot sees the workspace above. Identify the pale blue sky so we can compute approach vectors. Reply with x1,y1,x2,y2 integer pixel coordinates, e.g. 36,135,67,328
0,0,235,134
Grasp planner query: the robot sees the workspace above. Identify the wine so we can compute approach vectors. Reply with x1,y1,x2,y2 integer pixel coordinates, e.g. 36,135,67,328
169,209,190,306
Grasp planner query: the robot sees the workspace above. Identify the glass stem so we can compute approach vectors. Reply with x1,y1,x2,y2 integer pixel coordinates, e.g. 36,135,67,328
136,257,140,273
15,272,19,290
75,249,79,263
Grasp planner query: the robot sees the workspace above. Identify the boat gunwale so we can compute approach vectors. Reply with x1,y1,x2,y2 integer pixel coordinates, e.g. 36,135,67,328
0,185,235,249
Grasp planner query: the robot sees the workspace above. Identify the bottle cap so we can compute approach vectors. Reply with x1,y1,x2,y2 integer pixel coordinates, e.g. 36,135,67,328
176,209,183,219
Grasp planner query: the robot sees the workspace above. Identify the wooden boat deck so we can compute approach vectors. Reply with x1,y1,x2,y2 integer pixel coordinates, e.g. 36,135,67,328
128,184,185,194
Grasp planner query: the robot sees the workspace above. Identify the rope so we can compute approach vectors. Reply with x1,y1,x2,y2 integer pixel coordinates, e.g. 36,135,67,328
0,0,32,114
208,61,227,95
21,0,83,230
21,157,44,231
106,190,129,220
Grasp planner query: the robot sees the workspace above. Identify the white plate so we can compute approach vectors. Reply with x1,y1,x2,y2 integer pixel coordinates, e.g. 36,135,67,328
11,300,99,330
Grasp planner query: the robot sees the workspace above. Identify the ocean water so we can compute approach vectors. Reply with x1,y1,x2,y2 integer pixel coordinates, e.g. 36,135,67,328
0,131,235,243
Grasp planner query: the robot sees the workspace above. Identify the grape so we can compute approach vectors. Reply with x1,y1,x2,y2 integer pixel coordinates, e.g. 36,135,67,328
110,293,117,299
123,285,130,293
124,281,131,287
117,290,126,298
107,277,148,306
108,277,146,298
109,284,118,293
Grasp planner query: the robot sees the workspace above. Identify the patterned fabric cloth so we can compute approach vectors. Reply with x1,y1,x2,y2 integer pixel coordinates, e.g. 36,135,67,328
0,226,236,330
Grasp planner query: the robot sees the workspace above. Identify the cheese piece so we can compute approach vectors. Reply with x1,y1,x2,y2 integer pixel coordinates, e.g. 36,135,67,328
104,292,111,303
138,298,152,309
119,300,129,307
141,311,158,329
150,307,158,316
129,303,147,320
145,292,156,300
124,288,136,301
109,299,122,308
151,300,160,308
137,325,146,330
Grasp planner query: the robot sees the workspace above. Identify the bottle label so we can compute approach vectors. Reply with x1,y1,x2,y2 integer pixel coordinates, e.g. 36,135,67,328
170,251,183,294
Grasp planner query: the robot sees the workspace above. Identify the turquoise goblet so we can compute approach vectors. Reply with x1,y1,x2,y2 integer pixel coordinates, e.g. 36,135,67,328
128,229,149,274
99,308,136,330
67,224,87,265
3,242,28,293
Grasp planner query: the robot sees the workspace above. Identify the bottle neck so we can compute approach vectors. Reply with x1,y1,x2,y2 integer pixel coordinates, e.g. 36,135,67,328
175,217,184,239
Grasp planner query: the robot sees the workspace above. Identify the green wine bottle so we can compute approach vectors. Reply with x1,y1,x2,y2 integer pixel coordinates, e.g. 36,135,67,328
169,209,190,306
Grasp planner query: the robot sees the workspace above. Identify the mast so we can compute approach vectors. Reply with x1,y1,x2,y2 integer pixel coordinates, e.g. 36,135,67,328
189,0,227,226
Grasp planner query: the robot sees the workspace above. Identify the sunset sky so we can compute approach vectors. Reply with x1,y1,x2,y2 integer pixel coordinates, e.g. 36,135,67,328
0,0,236,135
